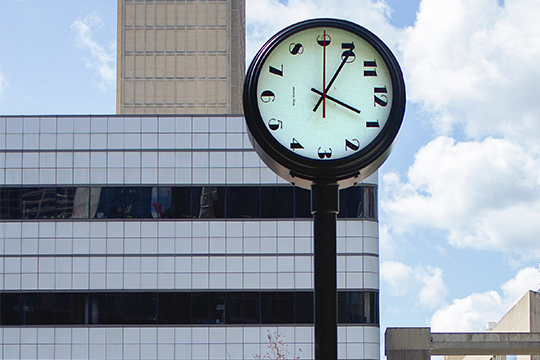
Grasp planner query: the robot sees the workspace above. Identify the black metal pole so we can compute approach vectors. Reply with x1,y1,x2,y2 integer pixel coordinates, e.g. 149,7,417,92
311,181,339,360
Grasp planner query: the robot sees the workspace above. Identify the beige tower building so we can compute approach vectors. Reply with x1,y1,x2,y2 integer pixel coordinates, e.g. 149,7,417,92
116,0,245,114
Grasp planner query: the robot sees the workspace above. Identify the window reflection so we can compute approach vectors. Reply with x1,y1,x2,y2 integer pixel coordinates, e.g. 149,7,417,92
95,187,153,219
192,292,225,324
0,188,20,219
261,292,294,324
1,291,377,326
197,187,224,218
20,188,76,219
0,185,376,220
226,292,261,324
338,291,379,324
152,187,173,219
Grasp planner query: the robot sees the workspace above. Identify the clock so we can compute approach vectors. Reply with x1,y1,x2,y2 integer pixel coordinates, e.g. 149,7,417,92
243,18,405,189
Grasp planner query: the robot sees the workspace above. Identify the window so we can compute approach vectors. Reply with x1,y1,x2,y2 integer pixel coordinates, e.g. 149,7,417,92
0,185,376,220
338,291,379,324
0,291,378,326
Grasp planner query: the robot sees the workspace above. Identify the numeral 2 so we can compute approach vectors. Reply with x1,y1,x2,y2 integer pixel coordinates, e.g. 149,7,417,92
345,139,360,151
374,86,388,107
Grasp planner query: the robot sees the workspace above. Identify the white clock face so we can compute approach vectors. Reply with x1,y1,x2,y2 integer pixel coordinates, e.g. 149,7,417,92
256,26,393,161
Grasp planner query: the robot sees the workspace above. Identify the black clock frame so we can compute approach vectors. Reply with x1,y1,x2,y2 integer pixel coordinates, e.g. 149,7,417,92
243,18,406,188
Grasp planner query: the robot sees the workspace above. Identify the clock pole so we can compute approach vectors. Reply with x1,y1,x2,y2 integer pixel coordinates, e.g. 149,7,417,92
311,181,339,360
244,18,405,360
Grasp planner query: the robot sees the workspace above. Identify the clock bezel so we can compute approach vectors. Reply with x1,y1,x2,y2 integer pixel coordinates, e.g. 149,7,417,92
243,18,406,186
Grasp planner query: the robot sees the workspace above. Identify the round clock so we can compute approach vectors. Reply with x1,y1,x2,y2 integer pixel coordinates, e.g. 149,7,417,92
243,18,405,189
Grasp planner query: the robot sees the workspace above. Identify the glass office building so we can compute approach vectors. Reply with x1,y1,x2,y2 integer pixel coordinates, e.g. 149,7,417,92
0,114,380,359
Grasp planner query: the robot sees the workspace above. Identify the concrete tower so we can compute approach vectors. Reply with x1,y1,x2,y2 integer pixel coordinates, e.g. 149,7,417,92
116,0,245,114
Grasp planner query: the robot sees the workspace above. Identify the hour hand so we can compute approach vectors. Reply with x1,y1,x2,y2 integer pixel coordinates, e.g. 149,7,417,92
311,88,361,114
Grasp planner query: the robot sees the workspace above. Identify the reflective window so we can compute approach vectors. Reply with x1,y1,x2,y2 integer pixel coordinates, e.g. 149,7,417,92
225,292,261,324
0,188,21,219
261,292,295,324
338,291,379,324
192,292,225,324
157,292,191,324
0,185,376,220
0,291,378,326
95,187,153,219
294,292,314,324
18,188,76,219
261,186,294,218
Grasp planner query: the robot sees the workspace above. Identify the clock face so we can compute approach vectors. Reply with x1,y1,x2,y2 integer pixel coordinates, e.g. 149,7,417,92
244,19,405,186
256,26,392,160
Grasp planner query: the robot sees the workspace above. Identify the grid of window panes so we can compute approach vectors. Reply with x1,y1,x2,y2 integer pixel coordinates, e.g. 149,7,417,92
1,291,378,326
0,185,377,220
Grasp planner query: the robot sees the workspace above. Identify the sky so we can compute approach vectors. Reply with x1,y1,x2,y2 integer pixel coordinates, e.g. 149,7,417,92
2,0,540,355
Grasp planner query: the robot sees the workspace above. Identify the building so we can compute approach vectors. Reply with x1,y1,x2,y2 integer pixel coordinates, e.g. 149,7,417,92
116,0,245,115
446,290,540,360
385,291,540,360
0,1,381,359
0,115,380,359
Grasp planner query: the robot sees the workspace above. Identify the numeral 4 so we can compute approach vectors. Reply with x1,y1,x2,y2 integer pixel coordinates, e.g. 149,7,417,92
290,138,304,150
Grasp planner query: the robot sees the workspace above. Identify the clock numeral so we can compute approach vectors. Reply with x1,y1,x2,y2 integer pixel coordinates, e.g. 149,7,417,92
364,60,377,76
268,118,282,131
374,95,388,107
341,42,356,63
290,138,304,150
366,121,380,128
374,85,388,107
318,147,332,159
260,90,275,103
317,33,331,47
345,139,360,151
289,43,304,55
269,65,283,77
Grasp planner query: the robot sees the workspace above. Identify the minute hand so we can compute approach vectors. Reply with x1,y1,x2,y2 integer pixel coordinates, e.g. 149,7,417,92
313,52,351,112
311,88,361,114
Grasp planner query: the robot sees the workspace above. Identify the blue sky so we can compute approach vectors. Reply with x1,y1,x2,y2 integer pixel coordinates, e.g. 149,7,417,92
2,0,540,355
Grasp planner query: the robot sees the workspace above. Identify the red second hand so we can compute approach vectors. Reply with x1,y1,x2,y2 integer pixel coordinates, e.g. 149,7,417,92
323,30,327,118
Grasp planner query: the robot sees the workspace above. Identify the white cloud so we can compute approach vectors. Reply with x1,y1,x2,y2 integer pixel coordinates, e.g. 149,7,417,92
379,225,398,259
71,14,116,91
430,267,539,332
381,261,415,297
500,266,540,301
430,291,503,332
381,261,448,309
382,136,540,255
400,0,540,147
246,0,400,62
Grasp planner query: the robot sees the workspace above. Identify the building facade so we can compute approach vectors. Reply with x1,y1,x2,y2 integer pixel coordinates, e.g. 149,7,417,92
446,290,540,360
116,0,245,115
0,115,380,359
